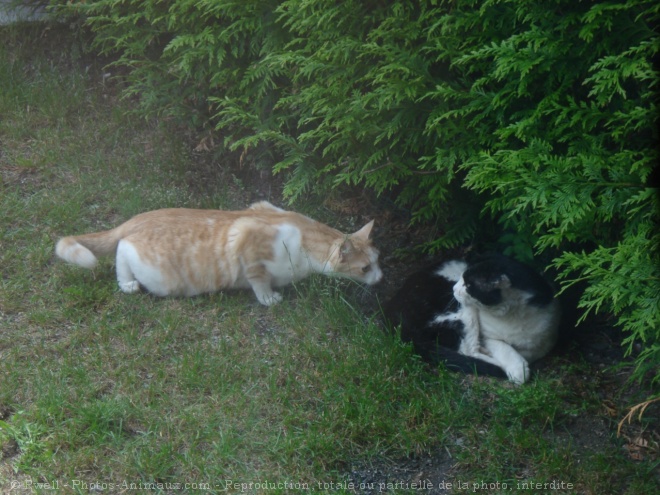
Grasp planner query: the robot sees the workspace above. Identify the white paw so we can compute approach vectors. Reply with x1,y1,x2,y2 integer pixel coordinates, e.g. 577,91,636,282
257,291,283,306
119,280,141,294
507,362,531,385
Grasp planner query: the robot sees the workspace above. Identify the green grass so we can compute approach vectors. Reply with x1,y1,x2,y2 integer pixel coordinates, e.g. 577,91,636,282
1,22,658,494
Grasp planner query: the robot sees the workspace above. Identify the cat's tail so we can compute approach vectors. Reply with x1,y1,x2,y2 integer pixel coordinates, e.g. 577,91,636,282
55,229,122,269
429,347,508,379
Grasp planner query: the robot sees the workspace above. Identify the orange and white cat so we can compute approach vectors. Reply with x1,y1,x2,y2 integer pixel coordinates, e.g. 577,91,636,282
55,201,382,305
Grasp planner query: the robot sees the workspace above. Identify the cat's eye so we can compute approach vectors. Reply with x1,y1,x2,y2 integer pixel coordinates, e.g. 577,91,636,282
361,265,371,273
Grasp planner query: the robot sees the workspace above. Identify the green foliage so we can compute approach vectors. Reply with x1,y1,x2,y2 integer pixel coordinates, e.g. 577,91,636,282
50,0,660,384
54,0,285,130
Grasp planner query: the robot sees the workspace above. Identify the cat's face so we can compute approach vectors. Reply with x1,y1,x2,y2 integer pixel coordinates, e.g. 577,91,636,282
453,272,511,308
333,220,382,285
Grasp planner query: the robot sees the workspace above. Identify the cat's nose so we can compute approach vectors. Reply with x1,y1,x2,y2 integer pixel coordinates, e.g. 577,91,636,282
367,266,383,284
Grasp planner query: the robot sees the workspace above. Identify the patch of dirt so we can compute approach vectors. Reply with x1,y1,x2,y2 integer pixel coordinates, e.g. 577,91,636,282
0,415,31,495
347,453,455,494
0,164,45,193
0,464,34,495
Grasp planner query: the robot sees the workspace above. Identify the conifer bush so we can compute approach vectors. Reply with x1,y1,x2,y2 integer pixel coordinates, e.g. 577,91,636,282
53,0,659,384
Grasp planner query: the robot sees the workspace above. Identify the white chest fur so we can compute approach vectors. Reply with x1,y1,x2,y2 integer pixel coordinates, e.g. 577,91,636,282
264,224,316,286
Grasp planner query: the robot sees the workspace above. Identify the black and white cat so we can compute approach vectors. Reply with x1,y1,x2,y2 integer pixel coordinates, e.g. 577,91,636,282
384,254,561,384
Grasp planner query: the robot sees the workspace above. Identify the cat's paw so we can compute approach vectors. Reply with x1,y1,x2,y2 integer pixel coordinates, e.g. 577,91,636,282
119,280,141,294
507,362,531,385
257,291,283,306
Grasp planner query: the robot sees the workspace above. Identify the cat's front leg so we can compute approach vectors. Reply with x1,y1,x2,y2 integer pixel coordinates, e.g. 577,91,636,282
482,339,531,384
245,263,282,306
455,305,482,356
253,287,283,306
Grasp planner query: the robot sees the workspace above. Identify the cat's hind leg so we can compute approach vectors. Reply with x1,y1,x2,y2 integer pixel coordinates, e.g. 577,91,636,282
116,239,171,296
115,240,141,294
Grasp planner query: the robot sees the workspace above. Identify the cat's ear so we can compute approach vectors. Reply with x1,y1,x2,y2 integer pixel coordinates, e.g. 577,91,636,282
351,219,375,240
496,274,511,288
